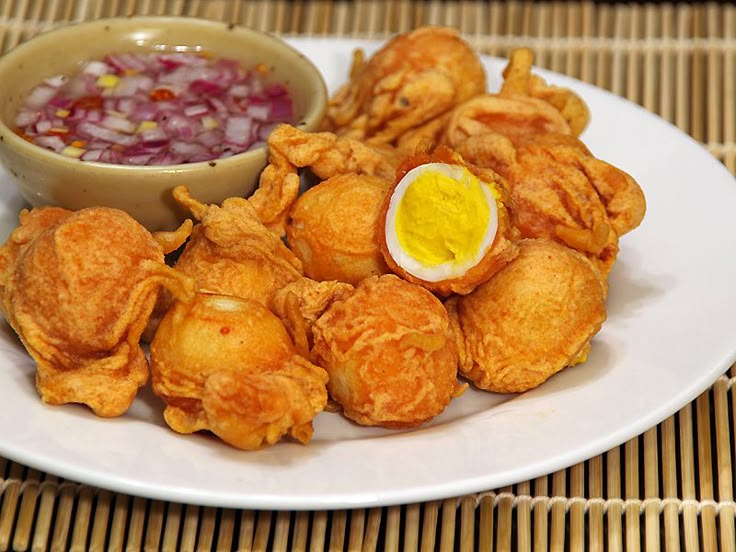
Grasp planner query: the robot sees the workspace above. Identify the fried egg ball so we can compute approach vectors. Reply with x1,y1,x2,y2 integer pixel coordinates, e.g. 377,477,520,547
446,239,607,393
0,206,194,417
150,292,328,449
310,274,464,428
380,148,519,296
286,173,391,285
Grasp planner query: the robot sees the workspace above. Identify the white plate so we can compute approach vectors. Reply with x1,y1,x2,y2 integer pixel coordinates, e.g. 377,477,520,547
0,38,735,511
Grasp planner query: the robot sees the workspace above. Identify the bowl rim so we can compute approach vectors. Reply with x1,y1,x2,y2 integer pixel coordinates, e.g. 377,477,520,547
0,15,328,173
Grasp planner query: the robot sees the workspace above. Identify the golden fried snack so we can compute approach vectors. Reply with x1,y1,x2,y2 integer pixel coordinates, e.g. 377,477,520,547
172,186,303,307
249,124,401,235
443,94,572,148
0,207,195,417
286,173,392,284
270,277,355,352
311,275,464,428
501,48,590,136
150,292,328,450
0,206,72,301
455,132,646,276
322,26,487,145
379,147,519,296
446,239,607,393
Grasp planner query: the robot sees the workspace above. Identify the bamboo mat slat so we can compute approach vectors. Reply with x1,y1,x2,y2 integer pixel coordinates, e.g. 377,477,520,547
1,1,735,550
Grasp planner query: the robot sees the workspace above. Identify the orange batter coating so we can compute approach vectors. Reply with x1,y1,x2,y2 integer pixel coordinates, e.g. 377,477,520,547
442,94,572,149
171,186,303,307
394,47,588,154
455,132,645,276
500,48,590,137
270,277,355,354
446,239,607,393
322,26,487,146
150,292,328,450
286,173,392,285
311,275,464,428
0,206,194,417
249,123,401,236
0,206,72,300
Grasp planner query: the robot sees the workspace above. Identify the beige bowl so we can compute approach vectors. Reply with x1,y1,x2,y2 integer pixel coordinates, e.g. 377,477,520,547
0,17,327,230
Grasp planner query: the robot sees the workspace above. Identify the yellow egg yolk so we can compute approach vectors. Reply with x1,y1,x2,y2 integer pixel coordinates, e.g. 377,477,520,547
394,167,491,267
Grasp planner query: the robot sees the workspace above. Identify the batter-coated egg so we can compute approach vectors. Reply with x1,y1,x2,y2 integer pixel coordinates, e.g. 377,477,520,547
380,150,519,296
384,162,499,282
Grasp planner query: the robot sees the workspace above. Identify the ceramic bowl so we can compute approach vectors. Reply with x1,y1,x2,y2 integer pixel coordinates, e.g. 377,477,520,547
0,16,327,230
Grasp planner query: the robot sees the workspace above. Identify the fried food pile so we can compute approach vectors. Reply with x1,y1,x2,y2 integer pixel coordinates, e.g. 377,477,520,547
0,26,645,450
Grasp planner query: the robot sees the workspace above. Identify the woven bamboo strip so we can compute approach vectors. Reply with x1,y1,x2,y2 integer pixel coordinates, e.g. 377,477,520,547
675,6,692,136
384,505,400,551
109,494,131,552
696,392,718,550
0,463,23,551
254,510,275,552
272,510,291,551
706,4,722,151
606,446,623,552
643,428,661,551
550,471,566,551
495,487,513,551
477,495,493,552
51,483,75,550
88,490,112,552
439,498,456,551
309,510,328,552
126,496,147,550
530,476,547,551
588,455,604,551
660,414,681,552
70,486,94,551
625,439,641,551
691,5,707,145
362,506,382,552
714,378,736,551
458,496,474,552
515,480,531,552
679,403,700,551
419,500,438,552
9,469,39,551
292,510,309,552
659,4,675,124
724,6,736,174
237,509,255,552
569,463,585,550
403,503,420,552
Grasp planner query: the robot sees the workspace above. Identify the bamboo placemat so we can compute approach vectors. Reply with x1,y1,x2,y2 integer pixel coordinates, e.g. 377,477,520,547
1,1,735,550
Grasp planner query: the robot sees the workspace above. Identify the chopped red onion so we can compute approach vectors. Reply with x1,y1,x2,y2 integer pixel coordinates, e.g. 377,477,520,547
44,75,68,88
14,51,294,165
33,135,66,152
14,110,39,127
81,60,110,76
224,116,253,146
25,86,58,110
184,104,209,118
81,149,103,161
100,114,137,134
35,120,53,134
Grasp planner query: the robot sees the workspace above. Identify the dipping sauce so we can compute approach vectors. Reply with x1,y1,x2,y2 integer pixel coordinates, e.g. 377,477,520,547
13,51,294,165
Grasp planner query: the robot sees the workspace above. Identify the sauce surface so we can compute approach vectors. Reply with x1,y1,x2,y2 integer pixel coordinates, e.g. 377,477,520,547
14,51,294,165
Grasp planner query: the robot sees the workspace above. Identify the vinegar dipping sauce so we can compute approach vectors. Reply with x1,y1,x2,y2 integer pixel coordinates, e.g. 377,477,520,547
14,51,294,165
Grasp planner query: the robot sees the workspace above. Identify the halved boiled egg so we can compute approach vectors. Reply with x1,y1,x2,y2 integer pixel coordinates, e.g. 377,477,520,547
380,152,519,296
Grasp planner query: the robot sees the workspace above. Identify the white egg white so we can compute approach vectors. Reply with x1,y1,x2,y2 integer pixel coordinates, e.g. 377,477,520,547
384,163,499,282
